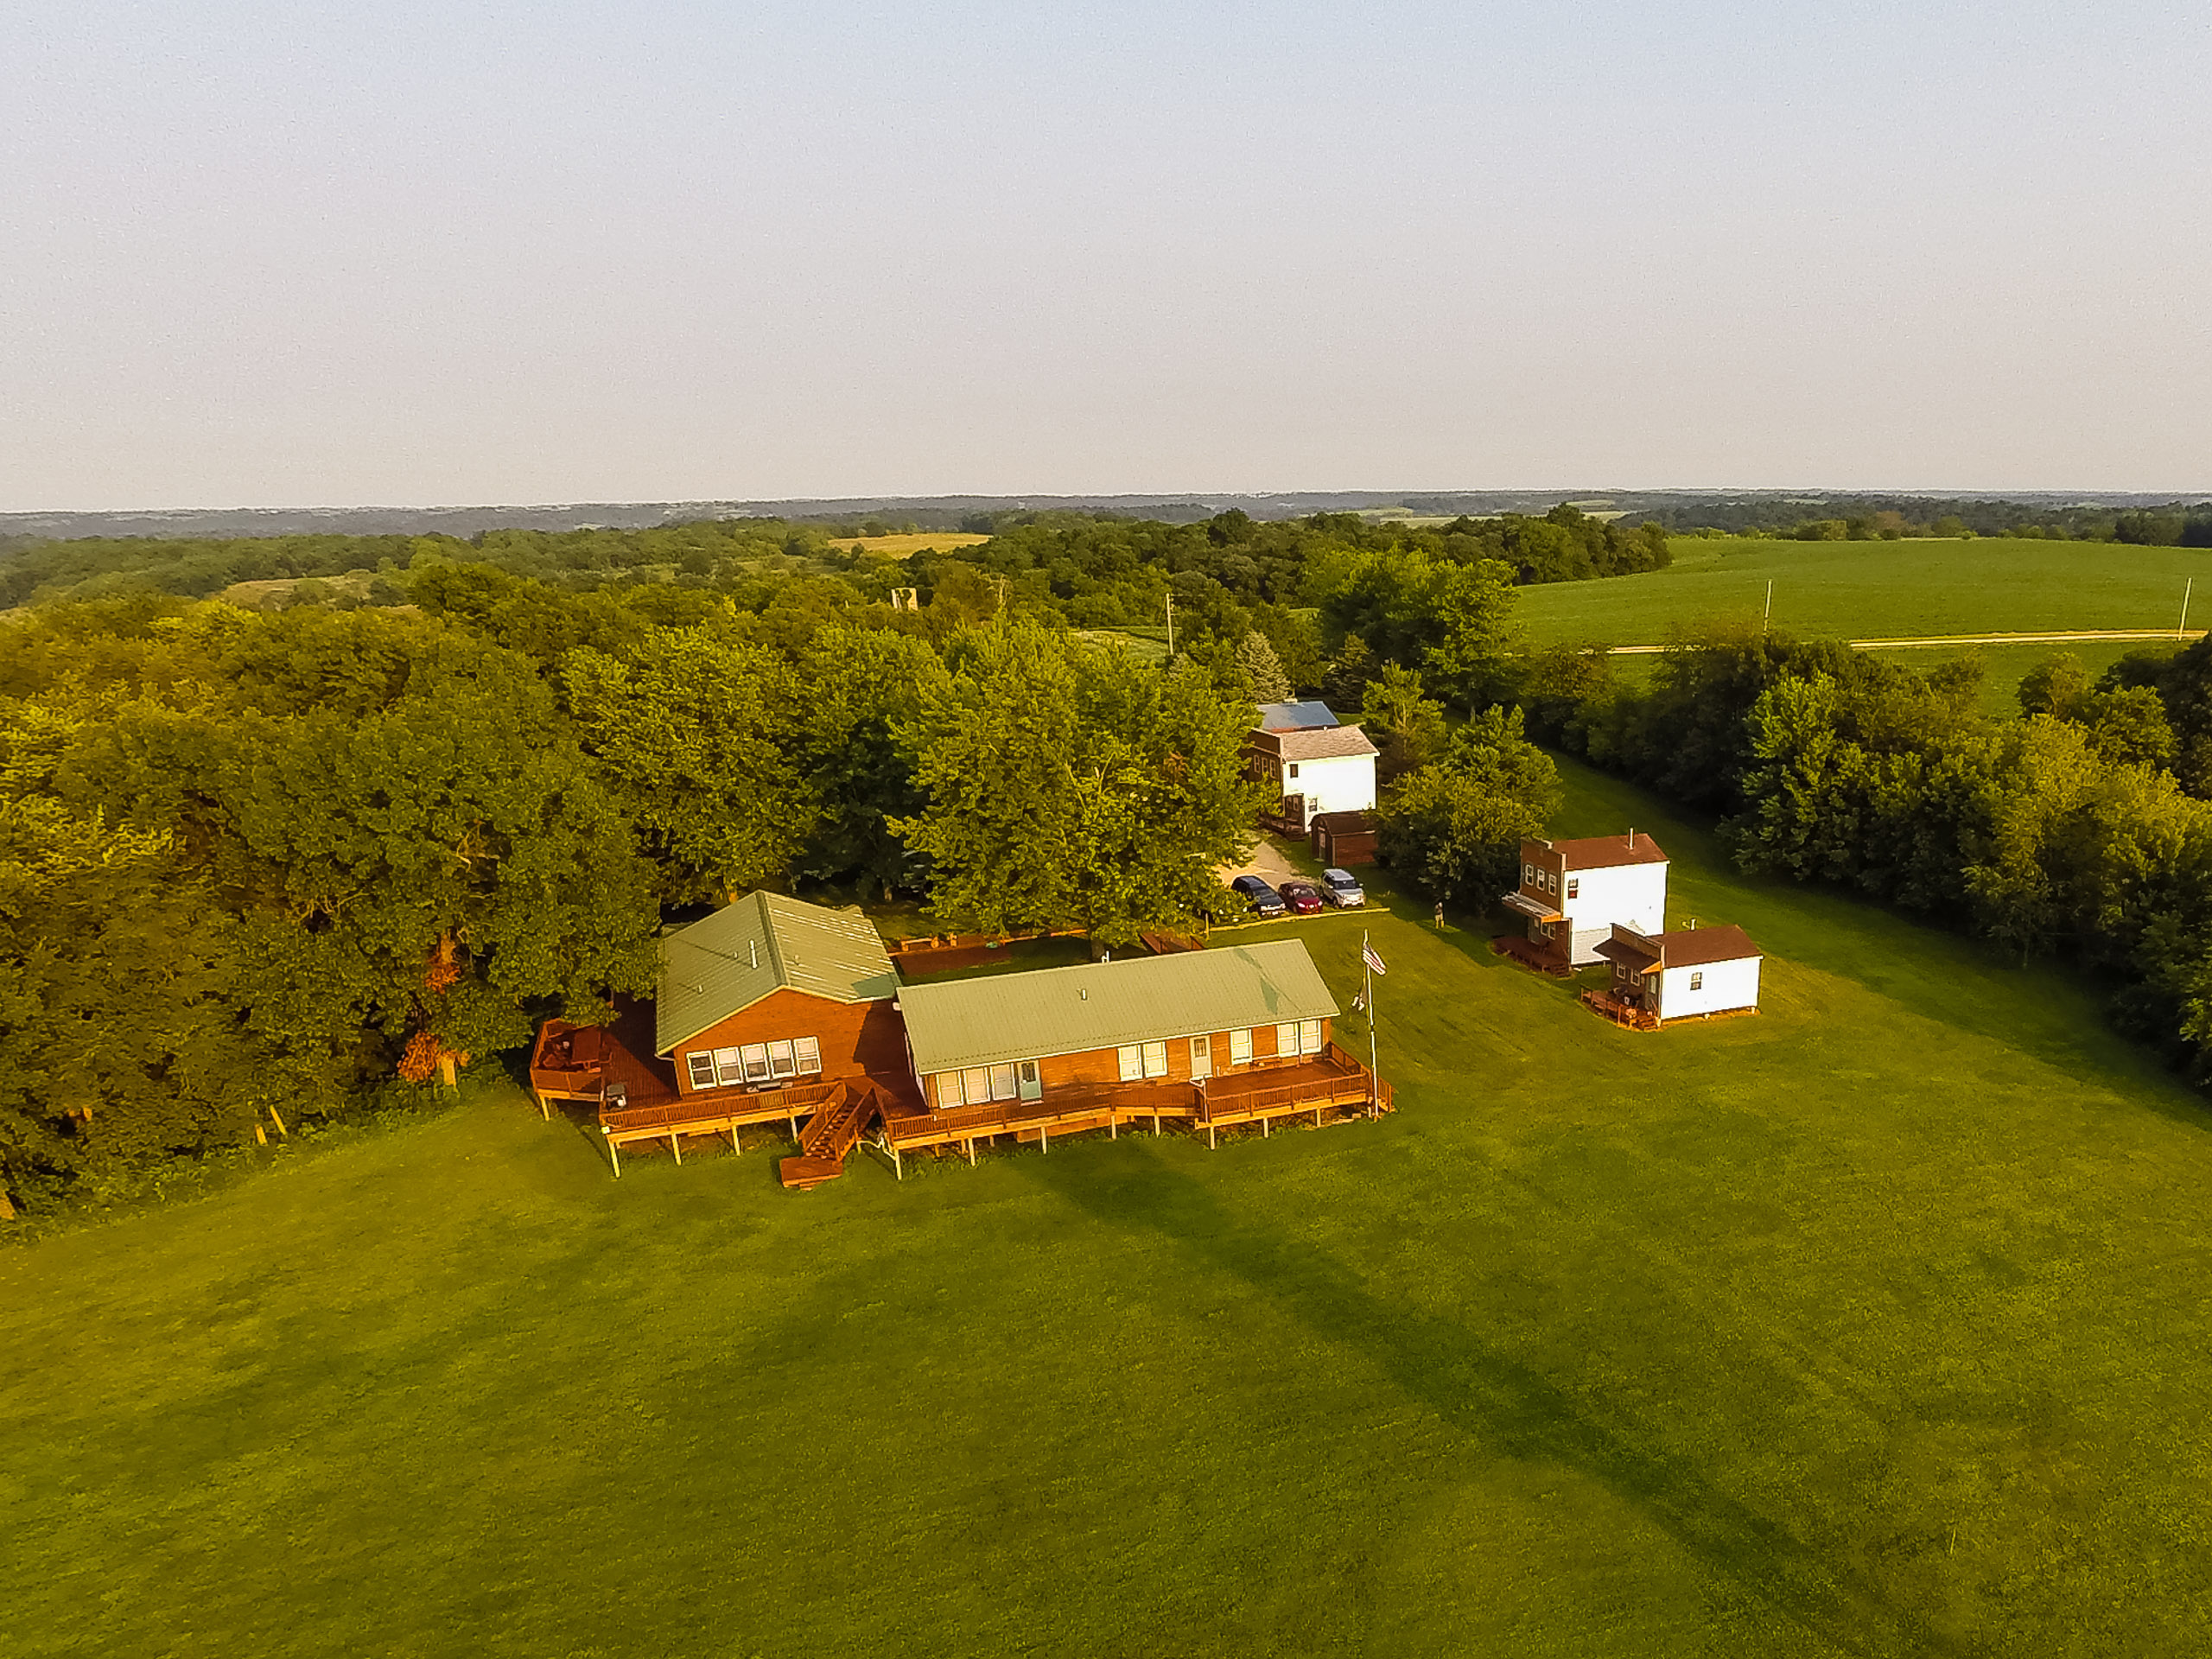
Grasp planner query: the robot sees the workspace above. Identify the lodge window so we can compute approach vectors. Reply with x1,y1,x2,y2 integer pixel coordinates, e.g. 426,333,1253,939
1117,1045,1143,1082
768,1039,796,1079
988,1063,1018,1101
1566,878,1579,899
936,1071,965,1109
1522,862,1535,886
1287,763,1300,779
714,1046,745,1085
1141,1040,1168,1077
686,1052,717,1090
1689,971,1704,990
794,1037,821,1075
1229,1027,1254,1065
1274,1021,1320,1058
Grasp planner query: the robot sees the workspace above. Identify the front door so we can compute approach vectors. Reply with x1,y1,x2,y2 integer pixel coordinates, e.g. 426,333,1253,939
1190,1034,1212,1080
1016,1059,1043,1102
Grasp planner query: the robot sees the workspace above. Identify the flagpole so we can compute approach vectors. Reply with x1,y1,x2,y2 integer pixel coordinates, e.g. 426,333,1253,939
1363,928,1379,1116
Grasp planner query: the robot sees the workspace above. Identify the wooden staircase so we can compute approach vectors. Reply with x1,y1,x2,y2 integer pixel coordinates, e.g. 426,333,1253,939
777,1082,882,1190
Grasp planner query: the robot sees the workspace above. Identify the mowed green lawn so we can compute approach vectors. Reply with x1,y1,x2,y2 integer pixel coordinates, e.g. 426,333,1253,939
1518,537,2209,648
8,759,2212,1656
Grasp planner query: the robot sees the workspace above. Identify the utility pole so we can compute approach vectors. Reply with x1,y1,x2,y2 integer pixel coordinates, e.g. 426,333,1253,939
2182,577,2194,641
1165,591,1175,658
1764,579,1773,634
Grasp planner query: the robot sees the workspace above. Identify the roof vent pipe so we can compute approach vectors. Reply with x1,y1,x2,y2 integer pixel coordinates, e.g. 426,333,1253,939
749,940,758,969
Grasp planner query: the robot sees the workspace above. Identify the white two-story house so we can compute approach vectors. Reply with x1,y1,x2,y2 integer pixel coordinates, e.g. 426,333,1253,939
1245,700,1379,834
1497,832,1669,972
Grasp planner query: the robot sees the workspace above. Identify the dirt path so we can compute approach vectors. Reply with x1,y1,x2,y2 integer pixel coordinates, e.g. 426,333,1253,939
1607,628,2205,656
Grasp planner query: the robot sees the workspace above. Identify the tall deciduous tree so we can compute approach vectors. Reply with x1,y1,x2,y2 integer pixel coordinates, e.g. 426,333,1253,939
893,620,1268,947
564,627,813,903
1374,707,1560,905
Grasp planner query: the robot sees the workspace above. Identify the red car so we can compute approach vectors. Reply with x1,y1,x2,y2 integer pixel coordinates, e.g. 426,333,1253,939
1275,880,1325,916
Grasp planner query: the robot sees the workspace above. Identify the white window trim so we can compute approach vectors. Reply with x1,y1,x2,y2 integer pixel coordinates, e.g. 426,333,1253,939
686,1052,718,1090
1229,1027,1253,1065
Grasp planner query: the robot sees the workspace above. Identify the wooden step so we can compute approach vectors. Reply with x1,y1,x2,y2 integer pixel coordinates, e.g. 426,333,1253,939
778,1155,846,1191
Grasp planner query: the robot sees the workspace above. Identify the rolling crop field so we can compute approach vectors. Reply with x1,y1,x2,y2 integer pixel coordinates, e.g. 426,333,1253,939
1517,537,2209,650
8,760,2212,1656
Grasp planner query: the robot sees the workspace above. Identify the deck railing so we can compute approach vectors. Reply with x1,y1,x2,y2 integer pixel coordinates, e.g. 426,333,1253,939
599,1077,842,1134
1198,1051,1381,1122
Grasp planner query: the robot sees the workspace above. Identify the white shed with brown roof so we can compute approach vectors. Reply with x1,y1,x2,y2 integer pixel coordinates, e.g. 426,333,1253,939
1593,923,1762,1020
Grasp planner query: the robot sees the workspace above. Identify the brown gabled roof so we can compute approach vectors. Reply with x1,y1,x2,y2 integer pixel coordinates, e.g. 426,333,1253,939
1544,832,1669,871
1653,925,1761,968
1274,725,1380,762
1594,923,1760,971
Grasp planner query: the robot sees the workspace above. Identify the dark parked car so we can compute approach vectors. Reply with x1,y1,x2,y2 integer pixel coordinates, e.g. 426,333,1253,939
1230,874,1287,918
1276,880,1325,916
1320,868,1366,907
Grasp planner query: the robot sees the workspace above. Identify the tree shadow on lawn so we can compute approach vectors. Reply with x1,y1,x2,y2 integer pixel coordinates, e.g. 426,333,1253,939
1024,1142,1955,1659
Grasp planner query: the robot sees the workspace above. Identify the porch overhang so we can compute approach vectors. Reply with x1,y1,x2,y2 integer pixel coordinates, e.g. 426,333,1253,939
1500,891,1565,923
1592,936,1662,969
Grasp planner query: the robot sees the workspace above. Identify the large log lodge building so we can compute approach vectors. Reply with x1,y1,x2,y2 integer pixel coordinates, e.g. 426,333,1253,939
532,893,1393,1190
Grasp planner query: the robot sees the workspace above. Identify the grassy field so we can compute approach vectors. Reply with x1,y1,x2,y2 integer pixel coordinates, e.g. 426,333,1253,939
9,759,2212,1656
824,532,992,556
1605,638,2176,720
1517,537,2209,649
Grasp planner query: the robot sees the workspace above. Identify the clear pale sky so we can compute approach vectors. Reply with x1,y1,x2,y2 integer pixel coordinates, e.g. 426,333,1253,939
4,2,2208,510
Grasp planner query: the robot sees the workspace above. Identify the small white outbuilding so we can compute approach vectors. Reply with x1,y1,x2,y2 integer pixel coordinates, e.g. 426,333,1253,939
1592,923,1763,1025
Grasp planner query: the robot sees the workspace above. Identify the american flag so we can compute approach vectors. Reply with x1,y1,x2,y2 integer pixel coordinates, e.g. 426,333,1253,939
1362,940,1388,977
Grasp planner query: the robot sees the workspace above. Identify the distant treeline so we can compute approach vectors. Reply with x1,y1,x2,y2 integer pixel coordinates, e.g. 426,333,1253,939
1645,496,2212,545
1518,630,2212,1080
0,505,1667,643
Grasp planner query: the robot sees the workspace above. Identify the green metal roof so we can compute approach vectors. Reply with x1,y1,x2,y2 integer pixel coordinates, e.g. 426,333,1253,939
655,892,899,1057
896,939,1340,1075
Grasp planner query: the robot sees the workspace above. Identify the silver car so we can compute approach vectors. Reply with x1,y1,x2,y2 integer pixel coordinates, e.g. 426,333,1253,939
1320,868,1365,907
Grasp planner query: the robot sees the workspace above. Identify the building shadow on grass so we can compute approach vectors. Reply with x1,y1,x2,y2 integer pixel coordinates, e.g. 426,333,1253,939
1022,1142,1954,1659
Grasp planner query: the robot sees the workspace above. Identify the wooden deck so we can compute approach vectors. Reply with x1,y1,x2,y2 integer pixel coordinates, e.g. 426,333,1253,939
1580,990,1759,1032
1492,934,1574,978
530,999,681,1114
1580,988,1661,1031
877,1045,1391,1172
